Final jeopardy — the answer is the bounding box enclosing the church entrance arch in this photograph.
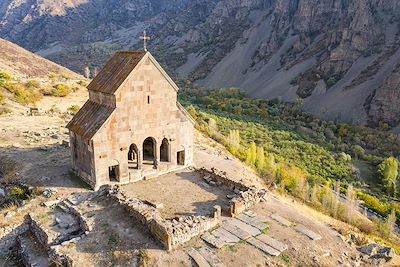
[143,137,157,165]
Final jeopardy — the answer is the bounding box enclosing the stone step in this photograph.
[212,228,240,243]
[256,234,288,253]
[201,232,226,249]
[187,248,211,267]
[247,237,281,256]
[225,218,261,236]
[18,232,50,267]
[270,213,291,227]
[294,224,322,241]
[197,247,225,267]
[236,214,267,230]
[221,222,252,240]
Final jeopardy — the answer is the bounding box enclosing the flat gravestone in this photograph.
[212,228,241,243]
[187,248,211,267]
[198,247,225,267]
[226,218,261,236]
[221,222,252,240]
[247,237,281,256]
[256,234,288,253]
[201,232,226,249]
[294,224,322,241]
[270,213,291,227]
[237,214,267,230]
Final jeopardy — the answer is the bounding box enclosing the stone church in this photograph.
[67,51,194,190]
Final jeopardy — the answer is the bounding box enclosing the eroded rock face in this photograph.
[2,0,400,127]
[366,68,400,127]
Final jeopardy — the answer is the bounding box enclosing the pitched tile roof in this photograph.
[87,51,146,94]
[66,100,114,139]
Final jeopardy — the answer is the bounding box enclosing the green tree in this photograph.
[378,157,398,197]
[255,146,265,170]
[246,142,257,167]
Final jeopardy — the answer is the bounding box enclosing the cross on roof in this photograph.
[140,30,150,52]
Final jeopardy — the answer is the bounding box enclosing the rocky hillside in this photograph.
[2,0,400,128]
[0,38,81,79]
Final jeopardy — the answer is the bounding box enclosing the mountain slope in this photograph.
[2,0,400,128]
[0,38,81,78]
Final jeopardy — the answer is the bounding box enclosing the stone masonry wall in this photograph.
[198,167,267,216]
[102,185,221,250]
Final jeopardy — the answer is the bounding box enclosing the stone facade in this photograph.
[67,52,195,189]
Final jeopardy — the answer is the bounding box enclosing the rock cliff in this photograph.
[1,0,400,128]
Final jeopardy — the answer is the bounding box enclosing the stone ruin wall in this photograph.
[0,223,29,256]
[198,167,267,216]
[102,185,221,250]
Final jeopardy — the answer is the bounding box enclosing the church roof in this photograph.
[87,51,146,94]
[66,100,114,139]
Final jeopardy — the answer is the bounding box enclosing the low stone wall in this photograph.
[102,185,221,250]
[49,246,74,267]
[230,188,267,216]
[0,223,29,256]
[198,167,267,217]
[167,206,221,247]
[66,204,92,232]
[198,167,249,192]
[25,214,53,248]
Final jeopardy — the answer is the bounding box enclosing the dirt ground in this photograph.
[122,169,232,219]
[1,89,400,266]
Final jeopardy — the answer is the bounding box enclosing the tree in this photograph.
[255,146,265,170]
[227,130,240,148]
[84,66,91,79]
[351,145,365,160]
[246,142,257,167]
[378,157,398,197]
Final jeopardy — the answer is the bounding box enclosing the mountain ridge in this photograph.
[1,0,400,128]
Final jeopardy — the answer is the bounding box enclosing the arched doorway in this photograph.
[128,143,139,169]
[143,137,156,165]
[160,138,170,162]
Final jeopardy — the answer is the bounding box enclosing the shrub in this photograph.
[0,92,5,104]
[68,105,80,113]
[77,80,89,87]
[53,84,71,97]
[10,186,28,200]
[0,71,12,80]
[26,80,40,89]
[0,107,12,115]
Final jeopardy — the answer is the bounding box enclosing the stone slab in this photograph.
[221,222,252,240]
[187,248,211,267]
[226,218,261,236]
[247,237,281,256]
[201,232,226,249]
[212,228,240,243]
[237,214,267,230]
[243,210,256,217]
[270,213,291,227]
[294,224,322,241]
[256,234,288,253]
[198,247,225,267]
